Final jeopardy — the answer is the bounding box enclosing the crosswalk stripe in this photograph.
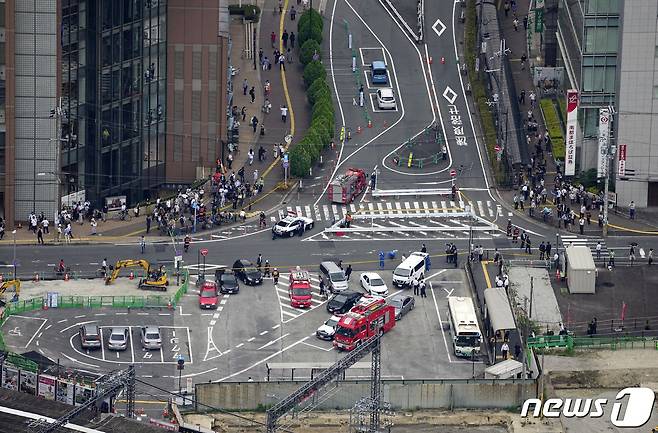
[323,205,330,221]
[432,201,438,211]
[404,202,411,213]
[386,202,393,214]
[296,206,303,217]
[305,205,312,219]
[422,201,430,214]
[459,200,465,210]
[441,200,447,211]
[287,206,293,215]
[332,204,339,221]
[377,202,384,213]
[487,201,494,217]
[270,216,277,222]
[449,201,456,212]
[368,203,374,212]
[413,202,420,212]
[477,200,484,216]
[395,202,402,212]
[341,207,348,218]
[350,204,356,213]
[278,210,285,220]
[497,205,503,217]
[314,205,322,221]
[310,298,324,305]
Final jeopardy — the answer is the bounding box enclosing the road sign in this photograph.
[450,169,457,177]
[200,248,208,257]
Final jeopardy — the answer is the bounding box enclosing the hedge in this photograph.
[540,98,565,161]
[303,60,326,87]
[298,19,323,46]
[227,4,261,22]
[308,77,330,103]
[300,39,322,65]
[290,145,313,177]
[298,8,323,33]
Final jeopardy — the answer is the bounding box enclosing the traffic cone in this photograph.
[64,273,69,282]
[129,271,134,280]
[383,120,388,128]
[42,299,48,310]
[555,268,561,282]
[33,273,40,283]
[441,56,445,64]
[429,56,433,64]
[357,125,362,134]
[367,119,372,128]
[163,408,169,418]
[167,300,173,310]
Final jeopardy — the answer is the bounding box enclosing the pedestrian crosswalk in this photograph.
[272,200,510,224]
[560,234,609,260]
[275,273,327,323]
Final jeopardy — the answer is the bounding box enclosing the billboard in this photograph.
[564,90,579,176]
[38,375,56,400]
[597,108,611,178]
[618,144,627,177]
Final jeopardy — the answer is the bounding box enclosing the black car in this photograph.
[326,291,363,315]
[218,271,240,294]
[232,259,263,285]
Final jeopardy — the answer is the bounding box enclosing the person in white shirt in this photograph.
[42,218,49,234]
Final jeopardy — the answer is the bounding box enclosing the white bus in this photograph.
[447,296,482,357]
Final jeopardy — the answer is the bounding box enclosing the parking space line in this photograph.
[137,312,149,316]
[129,326,135,363]
[74,315,86,319]
[258,333,290,350]
[158,313,170,316]
[302,341,334,352]
[45,324,52,331]
[281,310,297,318]
[431,287,452,363]
[116,312,128,315]
[100,327,106,362]
[247,337,255,342]
[60,320,95,334]
[24,318,48,349]
[236,343,244,348]
[57,319,68,323]
[94,313,106,316]
[271,324,280,330]
[259,331,268,336]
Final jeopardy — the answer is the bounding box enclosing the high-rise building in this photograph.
[556,0,658,207]
[1,0,229,227]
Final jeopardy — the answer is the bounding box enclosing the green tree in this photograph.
[303,60,326,87]
[307,78,330,105]
[298,8,323,33]
[300,39,321,65]
[298,19,323,46]
[290,144,313,177]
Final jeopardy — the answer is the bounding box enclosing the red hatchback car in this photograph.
[198,281,219,309]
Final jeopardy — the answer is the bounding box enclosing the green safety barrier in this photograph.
[527,335,658,351]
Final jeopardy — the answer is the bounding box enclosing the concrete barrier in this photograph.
[195,379,537,411]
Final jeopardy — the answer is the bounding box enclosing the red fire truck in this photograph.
[333,296,395,351]
[327,168,367,204]
[288,269,312,308]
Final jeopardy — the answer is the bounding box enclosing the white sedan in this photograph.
[360,272,388,296]
[272,215,314,238]
[376,88,397,110]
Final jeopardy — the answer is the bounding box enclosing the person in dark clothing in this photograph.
[37,227,44,244]
[238,166,245,183]
[546,242,552,257]
[345,264,352,280]
[420,280,427,298]
[289,31,296,48]
[249,86,256,103]
[421,243,427,253]
[146,215,152,234]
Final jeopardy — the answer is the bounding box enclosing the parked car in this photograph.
[319,261,348,293]
[107,327,129,351]
[232,259,263,285]
[272,215,314,238]
[326,291,363,315]
[389,293,415,320]
[199,281,220,308]
[79,324,102,349]
[316,315,341,341]
[140,326,162,350]
[218,271,240,294]
[376,88,397,110]
[359,272,388,296]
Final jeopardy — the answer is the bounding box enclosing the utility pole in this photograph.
[600,107,615,237]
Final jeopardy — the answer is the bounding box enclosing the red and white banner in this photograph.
[618,144,627,177]
[597,108,610,178]
[564,90,579,176]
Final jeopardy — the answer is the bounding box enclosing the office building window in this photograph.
[584,26,618,53]
[586,0,619,15]
[655,46,658,58]
[654,86,658,99]
[583,65,616,92]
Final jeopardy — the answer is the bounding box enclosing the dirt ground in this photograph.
[15,276,167,300]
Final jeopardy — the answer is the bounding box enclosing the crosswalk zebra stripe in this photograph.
[395,202,402,212]
[487,201,494,217]
[497,205,503,217]
[405,202,411,213]
[287,206,293,215]
[342,207,348,218]
[413,202,420,212]
[477,201,484,216]
[296,206,303,217]
[305,205,312,219]
[332,205,339,220]
[422,201,430,214]
[459,200,465,210]
[278,209,285,220]
[431,201,438,211]
[323,205,331,221]
[386,202,393,214]
[368,203,374,212]
[314,205,322,221]
[441,201,447,211]
[449,201,456,212]
[377,202,384,213]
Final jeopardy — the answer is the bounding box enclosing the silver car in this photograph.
[140,326,162,350]
[107,327,129,351]
[389,293,415,320]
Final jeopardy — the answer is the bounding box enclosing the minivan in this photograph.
[392,252,428,288]
[370,60,388,85]
[79,324,102,349]
[320,261,348,293]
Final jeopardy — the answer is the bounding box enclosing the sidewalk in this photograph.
[495,0,658,237]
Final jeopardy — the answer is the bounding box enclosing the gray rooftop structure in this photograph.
[508,267,563,333]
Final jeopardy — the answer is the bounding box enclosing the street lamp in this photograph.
[12,230,17,280]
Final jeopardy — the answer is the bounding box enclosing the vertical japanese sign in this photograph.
[618,144,627,176]
[564,90,579,176]
[597,108,610,178]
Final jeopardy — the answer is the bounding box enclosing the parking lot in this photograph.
[2,262,487,388]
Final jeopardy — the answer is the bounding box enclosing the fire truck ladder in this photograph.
[266,334,383,433]
[28,366,136,433]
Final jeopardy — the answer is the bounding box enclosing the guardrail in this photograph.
[527,335,658,351]
[353,211,475,220]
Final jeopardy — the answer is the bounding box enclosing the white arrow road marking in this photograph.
[432,18,446,37]
[203,327,223,361]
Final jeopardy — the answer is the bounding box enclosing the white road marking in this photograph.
[61,352,99,369]
[271,324,280,330]
[302,341,334,352]
[60,320,96,333]
[259,330,268,336]
[257,333,290,350]
[247,337,255,342]
[236,343,244,348]
[74,315,86,319]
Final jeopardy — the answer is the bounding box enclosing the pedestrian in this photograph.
[579,217,585,235]
[279,54,286,69]
[90,218,97,235]
[37,227,44,244]
[249,86,256,103]
[445,243,452,263]
[342,264,352,281]
[248,148,255,165]
[512,227,519,243]
[146,215,151,234]
[280,105,288,123]
[539,241,545,260]
[238,166,245,183]
[514,344,521,360]
[242,78,248,95]
[251,115,259,133]
[513,18,519,31]
[258,48,263,64]
[608,250,615,268]
[525,236,532,254]
[504,1,510,16]
[420,279,427,298]
[412,278,419,296]
[521,53,527,70]
[42,218,49,234]
[272,268,280,284]
[241,106,247,122]
[227,153,234,169]
[529,91,536,108]
[546,242,552,257]
[290,6,296,20]
[501,341,509,360]
[649,248,654,265]
[523,15,528,29]
[421,243,427,253]
[629,201,636,219]
[270,31,276,48]
[140,235,146,254]
[257,253,263,271]
[289,31,296,48]
[282,29,288,49]
[519,89,525,105]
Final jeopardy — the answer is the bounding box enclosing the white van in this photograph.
[392,252,428,288]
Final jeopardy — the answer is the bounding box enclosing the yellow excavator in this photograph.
[104,259,168,291]
[0,279,21,305]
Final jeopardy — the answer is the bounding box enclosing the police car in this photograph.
[272,212,314,238]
